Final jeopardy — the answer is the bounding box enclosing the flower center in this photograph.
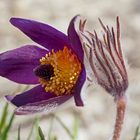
[36,46,82,96]
[34,64,54,81]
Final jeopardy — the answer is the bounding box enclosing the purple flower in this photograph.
[76,16,128,100]
[0,16,86,115]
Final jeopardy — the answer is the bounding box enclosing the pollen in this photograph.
[39,46,82,96]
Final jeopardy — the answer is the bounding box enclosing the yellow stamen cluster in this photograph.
[39,46,82,96]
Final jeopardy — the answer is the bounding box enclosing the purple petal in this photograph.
[68,16,86,106]
[5,85,55,107]
[10,18,70,51]
[73,67,86,106]
[0,45,46,84]
[5,85,72,115]
[68,15,84,62]
[14,95,72,115]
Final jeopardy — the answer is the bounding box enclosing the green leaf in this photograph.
[51,135,57,140]
[0,103,8,133]
[17,125,21,140]
[132,120,140,140]
[72,117,79,140]
[0,113,14,140]
[38,126,45,140]
[34,118,41,140]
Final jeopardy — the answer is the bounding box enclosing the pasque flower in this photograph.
[74,16,128,140]
[0,16,86,115]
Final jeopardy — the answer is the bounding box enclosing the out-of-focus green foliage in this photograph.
[26,118,38,140]
[0,103,15,140]
[47,114,79,140]
[132,119,140,140]
[38,127,45,140]
[1,101,140,140]
[17,125,21,140]
[48,115,57,140]
[72,117,79,140]
[0,103,79,140]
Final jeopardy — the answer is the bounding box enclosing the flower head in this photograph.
[0,16,86,115]
[77,16,128,100]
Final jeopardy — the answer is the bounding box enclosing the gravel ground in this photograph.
[0,0,140,140]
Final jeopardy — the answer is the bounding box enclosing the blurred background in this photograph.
[0,0,140,139]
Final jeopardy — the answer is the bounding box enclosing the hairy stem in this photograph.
[112,96,126,140]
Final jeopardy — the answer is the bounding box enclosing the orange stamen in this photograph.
[39,46,81,96]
